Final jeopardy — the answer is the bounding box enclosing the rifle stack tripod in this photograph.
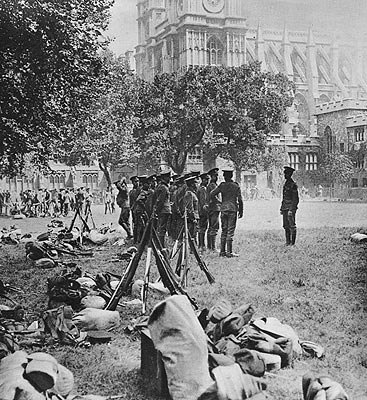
[104,210,215,315]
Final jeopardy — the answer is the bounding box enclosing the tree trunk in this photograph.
[235,166,242,185]
[99,162,112,188]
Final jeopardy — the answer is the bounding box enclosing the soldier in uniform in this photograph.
[206,168,221,251]
[154,171,172,248]
[197,172,209,250]
[183,176,199,241]
[145,174,157,218]
[210,169,243,257]
[134,177,150,243]
[280,166,299,246]
[129,176,140,243]
[115,178,133,239]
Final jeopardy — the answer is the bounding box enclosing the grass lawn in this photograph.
[1,204,367,399]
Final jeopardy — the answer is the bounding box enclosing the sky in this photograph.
[107,0,138,56]
[106,0,367,56]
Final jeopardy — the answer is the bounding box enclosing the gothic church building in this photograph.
[135,0,367,192]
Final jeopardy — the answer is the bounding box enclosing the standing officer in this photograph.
[210,169,243,257]
[280,166,299,246]
[115,178,133,239]
[206,168,221,251]
[129,176,140,243]
[183,176,199,241]
[197,172,209,250]
[154,171,172,248]
[145,174,157,218]
[134,177,150,243]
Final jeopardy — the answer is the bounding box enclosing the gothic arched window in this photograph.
[206,36,223,66]
[325,126,336,153]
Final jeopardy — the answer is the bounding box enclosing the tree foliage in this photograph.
[133,62,295,174]
[60,50,140,186]
[317,151,354,185]
[0,0,113,176]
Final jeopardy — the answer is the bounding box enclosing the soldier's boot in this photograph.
[226,241,239,257]
[290,230,297,246]
[212,235,218,252]
[219,239,227,257]
[198,233,205,250]
[285,229,291,246]
[207,233,212,250]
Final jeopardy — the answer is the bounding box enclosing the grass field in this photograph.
[1,201,367,399]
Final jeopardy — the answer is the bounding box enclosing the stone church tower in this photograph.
[135,0,367,139]
[135,0,367,190]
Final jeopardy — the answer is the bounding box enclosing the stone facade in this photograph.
[134,0,367,191]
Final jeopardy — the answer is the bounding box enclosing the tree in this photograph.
[133,67,213,174]
[317,151,354,197]
[133,62,295,175]
[60,50,140,187]
[0,0,113,177]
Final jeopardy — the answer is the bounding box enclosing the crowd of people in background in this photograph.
[0,187,98,218]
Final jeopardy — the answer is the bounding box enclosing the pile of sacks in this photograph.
[0,350,124,400]
[203,299,302,374]
[42,268,122,345]
[0,350,74,399]
[0,225,22,245]
[25,241,58,268]
[147,295,347,400]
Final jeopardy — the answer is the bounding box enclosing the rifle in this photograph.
[170,225,184,260]
[181,208,190,288]
[104,247,138,311]
[141,219,153,314]
[150,229,199,310]
[187,231,215,284]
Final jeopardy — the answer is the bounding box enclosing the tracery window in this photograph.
[206,36,223,66]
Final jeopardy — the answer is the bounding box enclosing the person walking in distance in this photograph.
[280,166,299,246]
[154,171,172,248]
[197,172,209,251]
[206,168,221,252]
[115,178,133,240]
[210,169,243,257]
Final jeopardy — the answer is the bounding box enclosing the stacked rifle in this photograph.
[104,211,215,314]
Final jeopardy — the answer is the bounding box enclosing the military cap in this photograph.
[200,172,209,180]
[159,169,171,178]
[130,175,139,182]
[138,175,148,180]
[222,168,234,174]
[185,176,198,185]
[207,168,219,176]
[189,171,201,177]
[284,166,295,173]
[147,174,156,181]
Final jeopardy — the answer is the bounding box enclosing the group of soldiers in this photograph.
[114,167,244,258]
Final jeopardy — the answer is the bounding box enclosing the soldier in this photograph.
[115,178,133,240]
[183,176,199,241]
[144,174,156,218]
[168,175,181,240]
[197,172,209,250]
[210,169,243,257]
[129,176,140,243]
[134,177,150,243]
[154,170,172,248]
[280,166,299,246]
[206,168,221,251]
